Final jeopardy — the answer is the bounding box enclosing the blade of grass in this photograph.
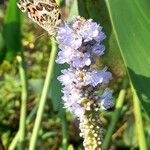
[8,103,39,150]
[102,77,128,150]
[131,83,147,150]
[29,38,57,150]
[41,132,57,140]
[4,0,21,60]
[17,54,28,150]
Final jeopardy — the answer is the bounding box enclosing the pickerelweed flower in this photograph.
[56,16,114,150]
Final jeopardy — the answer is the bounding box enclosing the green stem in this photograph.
[41,132,57,140]
[131,83,147,150]
[102,77,128,150]
[8,103,39,150]
[60,109,68,150]
[17,54,28,150]
[26,103,39,125]
[29,38,57,150]
[8,132,20,150]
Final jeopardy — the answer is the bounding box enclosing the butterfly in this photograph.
[17,0,61,35]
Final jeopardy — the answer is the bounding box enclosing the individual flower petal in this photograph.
[99,88,114,110]
[72,52,92,68]
[92,44,105,56]
[94,28,106,42]
[56,22,73,42]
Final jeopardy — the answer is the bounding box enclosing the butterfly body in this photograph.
[17,0,61,35]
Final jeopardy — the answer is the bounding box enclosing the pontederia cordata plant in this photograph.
[56,16,114,149]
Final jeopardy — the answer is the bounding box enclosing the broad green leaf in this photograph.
[83,0,100,22]
[77,0,89,19]
[3,0,21,61]
[105,0,150,116]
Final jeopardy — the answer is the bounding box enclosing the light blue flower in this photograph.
[56,17,113,117]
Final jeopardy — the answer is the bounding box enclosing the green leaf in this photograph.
[48,63,63,112]
[77,0,89,19]
[48,60,68,112]
[83,0,100,22]
[0,32,5,50]
[105,0,150,116]
[123,117,138,147]
[3,0,21,61]
[0,31,5,63]
[67,0,79,21]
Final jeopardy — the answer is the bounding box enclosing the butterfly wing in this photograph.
[17,0,61,35]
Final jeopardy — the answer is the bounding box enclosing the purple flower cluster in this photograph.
[56,17,114,118]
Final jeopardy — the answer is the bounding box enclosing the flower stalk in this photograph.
[17,54,28,150]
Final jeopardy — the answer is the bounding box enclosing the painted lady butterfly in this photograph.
[17,0,61,35]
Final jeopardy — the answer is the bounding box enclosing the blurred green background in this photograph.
[0,0,150,150]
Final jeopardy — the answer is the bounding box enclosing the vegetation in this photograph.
[0,0,150,149]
